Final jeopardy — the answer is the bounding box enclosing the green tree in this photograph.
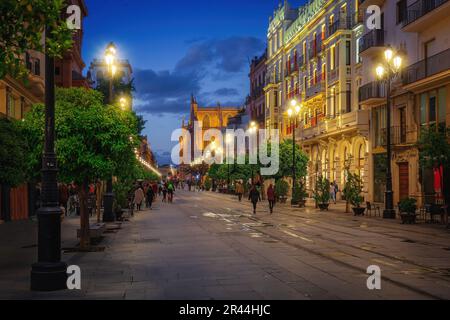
[21,88,139,249]
[0,0,74,79]
[417,125,450,170]
[261,140,309,181]
[0,117,28,187]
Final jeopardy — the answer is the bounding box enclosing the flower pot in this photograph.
[352,207,366,216]
[318,203,329,211]
[279,196,288,204]
[400,213,417,224]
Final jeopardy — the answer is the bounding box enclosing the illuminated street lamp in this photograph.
[103,42,118,223]
[31,26,67,291]
[375,46,403,219]
[248,122,258,184]
[119,97,128,110]
[288,99,302,205]
[225,134,233,191]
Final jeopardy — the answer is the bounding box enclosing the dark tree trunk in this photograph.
[78,181,90,250]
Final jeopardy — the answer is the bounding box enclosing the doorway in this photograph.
[398,162,409,201]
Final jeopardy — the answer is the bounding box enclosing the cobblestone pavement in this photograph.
[1,190,450,300]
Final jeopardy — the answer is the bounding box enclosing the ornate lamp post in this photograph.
[31,27,67,291]
[288,99,302,205]
[103,42,117,223]
[225,134,233,191]
[249,122,258,184]
[375,47,403,219]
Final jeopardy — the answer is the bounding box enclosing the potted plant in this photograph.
[275,179,289,204]
[313,176,330,211]
[399,198,418,224]
[204,178,212,191]
[343,172,366,216]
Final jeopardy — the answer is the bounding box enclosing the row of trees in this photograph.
[0,88,156,249]
[206,140,309,201]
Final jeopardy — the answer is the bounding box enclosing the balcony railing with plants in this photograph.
[359,29,386,53]
[358,81,386,102]
[403,47,450,85]
[403,0,449,26]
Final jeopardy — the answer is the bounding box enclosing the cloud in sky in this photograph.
[133,36,265,116]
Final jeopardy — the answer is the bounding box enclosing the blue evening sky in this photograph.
[82,0,306,164]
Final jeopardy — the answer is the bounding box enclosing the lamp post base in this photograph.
[31,261,67,291]
[383,209,396,219]
[102,192,115,222]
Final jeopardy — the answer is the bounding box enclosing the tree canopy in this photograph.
[0,0,74,79]
[20,87,140,185]
[0,117,28,187]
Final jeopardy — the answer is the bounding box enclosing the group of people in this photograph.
[232,181,277,215]
[130,180,176,213]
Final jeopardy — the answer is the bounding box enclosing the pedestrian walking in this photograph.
[267,184,276,214]
[330,182,337,204]
[334,181,339,202]
[235,182,244,202]
[134,185,145,211]
[162,183,168,203]
[168,182,175,203]
[146,185,155,209]
[58,183,69,216]
[248,185,261,215]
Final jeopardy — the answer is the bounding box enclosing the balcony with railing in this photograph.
[359,29,386,55]
[301,110,369,141]
[360,0,386,9]
[308,40,322,60]
[328,17,353,37]
[359,81,386,105]
[403,48,450,88]
[327,67,339,84]
[306,80,325,99]
[402,0,450,31]
[374,126,417,148]
[265,73,281,86]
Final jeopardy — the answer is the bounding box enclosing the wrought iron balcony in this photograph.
[359,29,386,54]
[403,48,450,85]
[403,0,449,27]
[374,126,416,148]
[359,81,386,104]
[306,81,325,99]
[328,17,352,37]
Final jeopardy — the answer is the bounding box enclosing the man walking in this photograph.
[236,182,244,202]
[146,185,155,209]
[134,185,145,211]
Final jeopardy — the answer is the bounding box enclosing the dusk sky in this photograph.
[82,0,306,164]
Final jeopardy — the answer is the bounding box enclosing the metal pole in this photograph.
[384,74,396,219]
[103,76,115,222]
[31,26,67,291]
[292,118,296,204]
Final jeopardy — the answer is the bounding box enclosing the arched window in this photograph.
[203,115,211,129]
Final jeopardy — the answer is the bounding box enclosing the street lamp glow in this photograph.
[295,104,301,114]
[376,65,385,79]
[290,99,297,107]
[287,108,293,117]
[393,56,402,70]
[384,48,393,62]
